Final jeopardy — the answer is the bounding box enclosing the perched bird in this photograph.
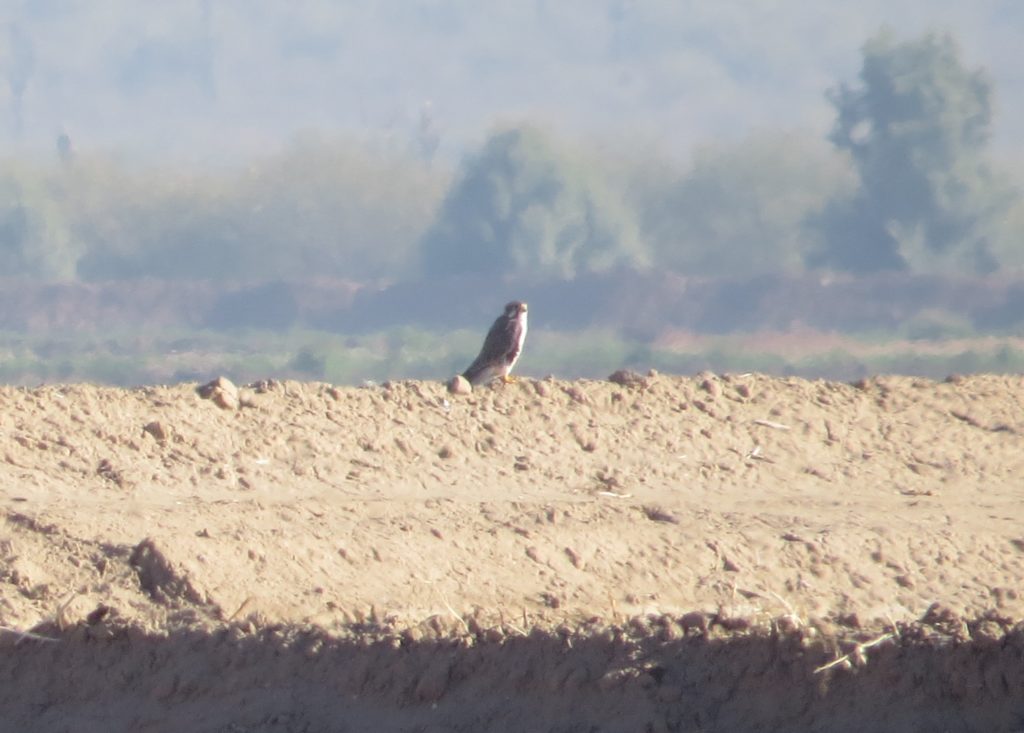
[462,301,529,386]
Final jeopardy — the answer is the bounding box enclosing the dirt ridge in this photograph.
[2,374,1024,731]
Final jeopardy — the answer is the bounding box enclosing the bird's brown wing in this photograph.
[462,313,515,383]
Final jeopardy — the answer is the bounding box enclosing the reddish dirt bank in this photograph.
[1,374,1023,731]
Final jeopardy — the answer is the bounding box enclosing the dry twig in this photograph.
[753,419,790,431]
[0,625,60,644]
[438,592,470,635]
[814,632,894,674]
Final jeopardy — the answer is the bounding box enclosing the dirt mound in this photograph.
[2,374,1023,731]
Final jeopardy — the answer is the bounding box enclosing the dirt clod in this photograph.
[197,376,239,410]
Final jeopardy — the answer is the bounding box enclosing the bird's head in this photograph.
[505,301,528,318]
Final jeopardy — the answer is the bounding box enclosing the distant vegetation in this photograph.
[1,30,1020,288]
[420,126,646,280]
[58,136,448,282]
[812,30,1018,274]
[1,29,1024,385]
[3,326,1024,388]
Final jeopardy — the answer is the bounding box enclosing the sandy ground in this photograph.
[1,373,1023,732]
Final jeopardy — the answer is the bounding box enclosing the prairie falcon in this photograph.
[462,301,528,386]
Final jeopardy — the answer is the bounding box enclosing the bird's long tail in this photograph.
[462,358,492,385]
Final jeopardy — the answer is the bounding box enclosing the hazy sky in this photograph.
[2,0,1022,164]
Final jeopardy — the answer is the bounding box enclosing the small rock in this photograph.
[921,602,962,631]
[608,369,647,388]
[564,385,589,403]
[402,627,424,644]
[700,378,721,398]
[628,615,651,635]
[970,618,1008,643]
[693,400,716,417]
[541,592,562,609]
[447,375,472,395]
[835,613,861,629]
[85,604,111,626]
[130,538,206,605]
[658,620,682,642]
[482,627,505,644]
[97,459,125,486]
[438,446,454,460]
[237,389,258,408]
[642,505,680,524]
[142,421,168,442]
[775,614,802,635]
[197,377,239,410]
[716,614,750,632]
[249,379,278,393]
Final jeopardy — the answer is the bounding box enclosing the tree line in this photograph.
[1,30,1021,284]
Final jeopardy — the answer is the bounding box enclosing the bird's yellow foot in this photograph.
[502,375,518,384]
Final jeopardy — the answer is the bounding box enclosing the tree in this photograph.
[812,29,1016,274]
[419,126,646,280]
[72,138,445,282]
[0,165,79,280]
[636,132,853,277]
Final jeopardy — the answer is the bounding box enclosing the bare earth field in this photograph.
[1,373,1023,732]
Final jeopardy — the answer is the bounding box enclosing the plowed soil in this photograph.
[1,373,1023,732]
